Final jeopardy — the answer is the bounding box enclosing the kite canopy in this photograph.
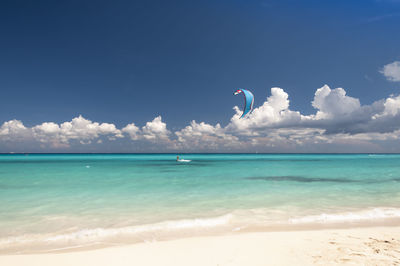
[233,89,254,118]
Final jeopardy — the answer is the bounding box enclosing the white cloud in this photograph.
[57,115,123,142]
[2,85,400,152]
[122,116,171,142]
[175,120,240,150]
[0,120,30,141]
[1,116,123,148]
[227,87,301,134]
[311,85,361,119]
[224,85,399,137]
[373,94,400,117]
[32,122,63,147]
[381,61,400,82]
[122,123,140,140]
[141,116,170,141]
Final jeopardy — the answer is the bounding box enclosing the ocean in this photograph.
[1,153,400,253]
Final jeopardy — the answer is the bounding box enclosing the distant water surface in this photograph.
[1,154,400,253]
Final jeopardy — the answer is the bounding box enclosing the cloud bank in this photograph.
[2,85,400,152]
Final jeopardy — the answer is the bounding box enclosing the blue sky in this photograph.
[1,0,400,152]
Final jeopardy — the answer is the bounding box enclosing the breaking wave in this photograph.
[2,207,400,254]
[289,208,400,224]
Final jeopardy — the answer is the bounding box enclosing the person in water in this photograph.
[176,155,179,161]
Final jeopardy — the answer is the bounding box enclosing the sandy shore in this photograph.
[1,226,400,266]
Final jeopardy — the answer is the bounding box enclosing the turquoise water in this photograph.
[1,153,400,253]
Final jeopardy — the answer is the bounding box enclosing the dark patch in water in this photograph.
[246,176,357,183]
[256,159,324,162]
[186,159,324,163]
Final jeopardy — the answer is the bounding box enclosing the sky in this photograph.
[1,0,400,153]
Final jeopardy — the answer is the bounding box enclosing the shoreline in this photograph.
[1,226,399,265]
[2,213,400,255]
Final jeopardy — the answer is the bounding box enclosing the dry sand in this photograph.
[1,226,400,266]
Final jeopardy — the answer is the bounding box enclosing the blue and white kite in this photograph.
[234,89,254,118]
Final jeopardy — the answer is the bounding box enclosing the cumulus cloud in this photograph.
[0,120,30,141]
[32,115,123,146]
[374,94,400,117]
[122,116,172,144]
[381,61,400,82]
[60,115,123,141]
[223,85,400,137]
[2,85,400,152]
[304,86,400,135]
[311,85,361,119]
[122,123,140,140]
[226,87,301,134]
[141,116,170,141]
[1,115,123,148]
[173,85,399,151]
[175,121,240,150]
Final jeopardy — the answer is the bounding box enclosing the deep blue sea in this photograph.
[1,153,400,253]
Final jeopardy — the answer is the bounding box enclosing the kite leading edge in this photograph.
[233,89,254,118]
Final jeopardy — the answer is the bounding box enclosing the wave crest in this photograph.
[289,208,400,224]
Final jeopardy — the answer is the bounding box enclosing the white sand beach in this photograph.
[1,226,399,266]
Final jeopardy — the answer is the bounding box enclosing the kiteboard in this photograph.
[178,159,191,162]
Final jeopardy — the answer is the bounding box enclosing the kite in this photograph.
[233,89,254,118]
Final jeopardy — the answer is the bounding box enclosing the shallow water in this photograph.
[1,153,400,253]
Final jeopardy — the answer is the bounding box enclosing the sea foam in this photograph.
[0,214,234,253]
[289,208,400,224]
